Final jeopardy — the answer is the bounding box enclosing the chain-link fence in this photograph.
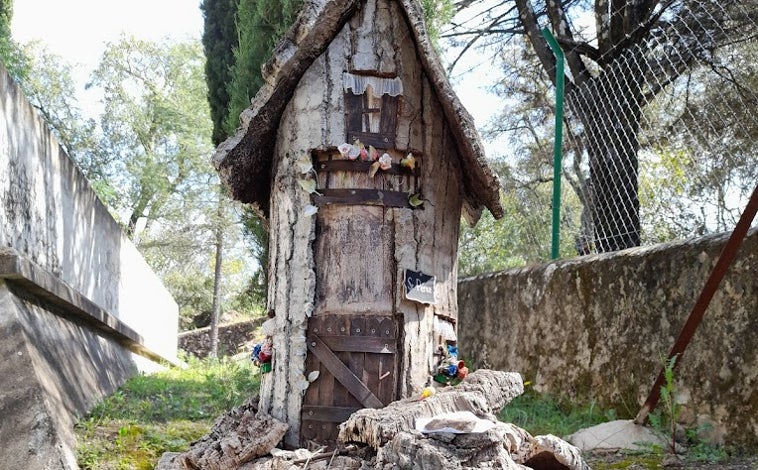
[449,1,758,268]
[559,1,758,255]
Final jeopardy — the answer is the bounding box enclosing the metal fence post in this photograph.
[541,28,565,260]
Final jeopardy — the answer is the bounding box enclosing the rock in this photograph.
[526,435,591,470]
[566,419,666,452]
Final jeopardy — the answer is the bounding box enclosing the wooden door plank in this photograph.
[317,317,337,408]
[302,404,360,422]
[303,315,322,408]
[378,317,398,405]
[307,334,384,409]
[333,315,352,408]
[318,335,395,353]
[364,317,382,403]
[345,92,363,135]
[380,95,399,137]
[347,316,367,409]
[312,188,410,207]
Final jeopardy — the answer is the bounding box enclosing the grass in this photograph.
[498,387,744,469]
[75,354,260,470]
[498,387,615,438]
[76,361,744,469]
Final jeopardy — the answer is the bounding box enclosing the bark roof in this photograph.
[211,0,503,223]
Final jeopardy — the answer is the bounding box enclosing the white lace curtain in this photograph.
[343,72,403,96]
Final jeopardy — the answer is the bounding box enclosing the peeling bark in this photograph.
[338,369,524,449]
[176,397,288,470]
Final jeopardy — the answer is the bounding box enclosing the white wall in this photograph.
[0,64,178,364]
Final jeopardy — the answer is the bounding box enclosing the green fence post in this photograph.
[541,28,565,260]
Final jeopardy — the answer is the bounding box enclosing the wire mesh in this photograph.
[563,1,758,254]
[446,1,758,265]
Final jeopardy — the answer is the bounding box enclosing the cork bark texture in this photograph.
[259,0,465,446]
[458,229,758,448]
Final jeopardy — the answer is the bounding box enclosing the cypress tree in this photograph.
[201,0,238,146]
[224,0,301,135]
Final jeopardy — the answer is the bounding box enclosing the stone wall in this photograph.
[458,229,758,448]
[179,318,265,359]
[0,64,178,363]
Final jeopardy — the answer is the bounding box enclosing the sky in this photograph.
[10,0,503,144]
[11,0,204,63]
[10,0,205,119]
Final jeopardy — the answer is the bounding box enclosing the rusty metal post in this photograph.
[634,183,758,425]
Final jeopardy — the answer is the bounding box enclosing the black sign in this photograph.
[404,269,436,305]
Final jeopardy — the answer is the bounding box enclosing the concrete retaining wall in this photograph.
[0,64,178,363]
[0,63,180,468]
[458,229,758,448]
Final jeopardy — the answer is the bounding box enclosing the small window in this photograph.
[343,72,401,149]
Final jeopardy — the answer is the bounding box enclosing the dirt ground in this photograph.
[584,449,757,469]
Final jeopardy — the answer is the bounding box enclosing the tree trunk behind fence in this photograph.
[571,49,644,252]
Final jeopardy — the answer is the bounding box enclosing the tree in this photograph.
[15,44,103,171]
[420,0,455,43]
[88,36,215,240]
[201,0,303,312]
[201,0,238,147]
[447,0,758,252]
[1,1,34,94]
[224,0,302,136]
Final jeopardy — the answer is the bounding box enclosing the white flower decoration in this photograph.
[338,143,351,158]
[379,153,393,170]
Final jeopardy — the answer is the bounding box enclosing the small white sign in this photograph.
[404,269,436,305]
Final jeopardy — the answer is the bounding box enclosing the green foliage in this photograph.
[13,42,102,177]
[660,355,680,452]
[221,0,303,306]
[498,388,613,438]
[201,0,238,145]
[89,35,215,239]
[202,0,301,308]
[684,426,729,463]
[224,0,301,136]
[163,270,215,330]
[0,0,10,30]
[240,207,269,305]
[76,355,260,469]
[0,0,25,79]
[587,454,665,470]
[458,161,582,276]
[420,0,455,44]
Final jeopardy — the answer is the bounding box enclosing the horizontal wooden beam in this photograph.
[302,405,360,423]
[315,160,419,177]
[318,335,396,354]
[312,188,410,208]
[347,131,395,149]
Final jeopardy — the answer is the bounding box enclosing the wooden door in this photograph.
[300,205,399,446]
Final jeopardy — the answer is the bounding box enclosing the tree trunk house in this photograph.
[212,0,503,448]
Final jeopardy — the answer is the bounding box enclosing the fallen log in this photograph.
[157,369,592,470]
[338,369,524,449]
[177,395,289,470]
